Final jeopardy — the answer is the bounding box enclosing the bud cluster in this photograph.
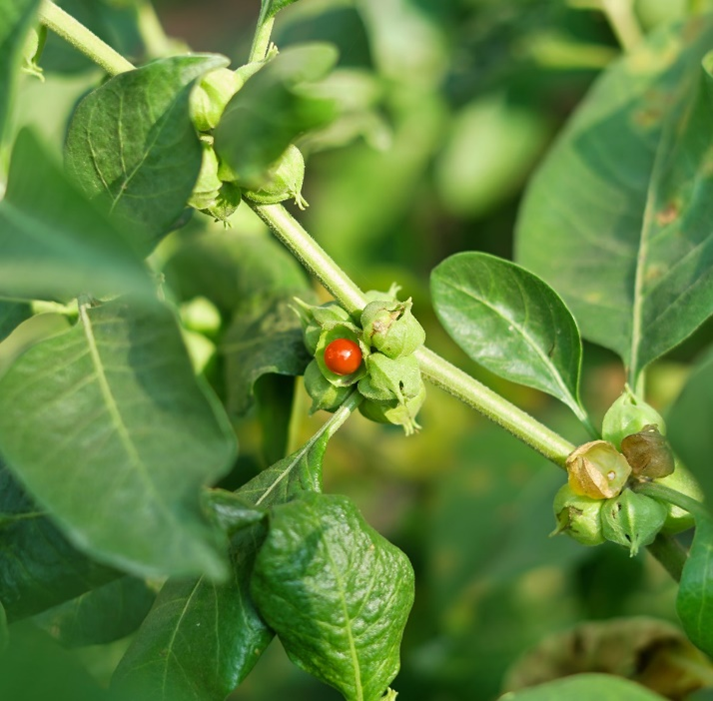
[295,289,427,434]
[553,388,704,553]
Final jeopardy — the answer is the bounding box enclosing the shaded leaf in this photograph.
[0,602,6,653]
[214,43,337,185]
[0,0,40,148]
[255,374,296,466]
[252,492,415,701]
[431,252,585,420]
[677,516,713,656]
[0,461,117,623]
[0,299,236,580]
[0,130,153,302]
[516,18,713,382]
[0,301,31,344]
[34,576,156,648]
[499,673,666,700]
[65,54,228,252]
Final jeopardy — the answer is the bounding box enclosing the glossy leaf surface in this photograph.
[65,55,228,251]
[0,299,236,580]
[516,19,713,382]
[431,252,584,418]
[500,673,666,700]
[0,301,31,344]
[252,492,415,701]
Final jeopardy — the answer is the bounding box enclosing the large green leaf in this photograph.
[33,576,155,648]
[0,299,236,580]
[0,130,153,301]
[112,403,349,701]
[677,516,713,656]
[252,492,414,701]
[64,55,228,252]
[0,462,117,623]
[666,349,713,503]
[0,301,31,344]
[516,18,713,383]
[0,0,40,149]
[214,43,337,185]
[499,673,666,700]
[431,252,585,421]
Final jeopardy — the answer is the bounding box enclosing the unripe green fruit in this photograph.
[243,145,307,209]
[191,68,242,132]
[566,440,631,499]
[303,360,352,413]
[602,388,666,450]
[551,484,605,546]
[188,141,222,211]
[359,383,426,436]
[656,461,704,533]
[360,298,425,359]
[600,489,667,557]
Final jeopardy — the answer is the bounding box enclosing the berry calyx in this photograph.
[324,339,363,376]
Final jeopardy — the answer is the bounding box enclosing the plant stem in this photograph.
[38,0,134,76]
[248,14,275,63]
[135,0,173,59]
[635,482,710,521]
[646,533,687,582]
[250,202,576,468]
[601,0,643,52]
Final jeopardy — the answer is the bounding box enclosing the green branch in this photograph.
[249,202,576,468]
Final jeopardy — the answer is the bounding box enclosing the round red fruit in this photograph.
[324,338,362,375]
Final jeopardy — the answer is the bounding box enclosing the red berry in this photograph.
[324,338,362,375]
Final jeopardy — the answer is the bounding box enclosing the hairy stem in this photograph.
[135,0,174,59]
[249,202,576,468]
[39,0,134,75]
[249,14,275,63]
[635,482,709,521]
[601,0,643,52]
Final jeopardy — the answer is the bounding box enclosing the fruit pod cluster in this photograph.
[552,389,704,554]
[295,290,427,434]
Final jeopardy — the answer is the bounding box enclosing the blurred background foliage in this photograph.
[9,0,713,698]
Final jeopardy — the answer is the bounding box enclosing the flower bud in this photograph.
[357,354,423,404]
[551,484,604,546]
[303,360,352,413]
[315,325,367,387]
[566,440,631,499]
[359,383,426,436]
[621,425,674,479]
[191,67,242,132]
[360,297,425,359]
[602,388,666,450]
[188,140,222,211]
[243,145,307,209]
[600,489,667,556]
[656,461,705,534]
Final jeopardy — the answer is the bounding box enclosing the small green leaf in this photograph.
[500,673,667,700]
[0,0,40,148]
[0,130,153,302]
[0,462,117,623]
[222,294,312,417]
[431,252,585,420]
[33,577,155,648]
[0,301,31,343]
[677,516,713,656]
[0,299,236,580]
[214,43,337,185]
[516,18,713,383]
[64,54,229,252]
[251,492,415,701]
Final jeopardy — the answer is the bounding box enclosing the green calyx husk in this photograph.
[243,144,308,209]
[600,489,667,557]
[190,67,242,133]
[361,297,426,359]
[551,483,605,547]
[22,26,46,80]
[303,360,352,413]
[188,140,222,211]
[566,440,631,499]
[602,387,666,450]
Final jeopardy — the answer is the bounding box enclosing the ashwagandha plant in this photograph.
[1,1,713,700]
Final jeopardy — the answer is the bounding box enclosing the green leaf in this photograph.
[64,54,228,252]
[431,252,585,420]
[0,0,40,148]
[0,301,31,343]
[214,43,337,185]
[677,516,713,656]
[0,130,153,302]
[254,374,296,466]
[516,18,713,383]
[0,461,118,623]
[0,299,236,580]
[112,404,348,701]
[252,492,415,701]
[33,576,155,648]
[0,602,8,653]
[499,673,666,700]
[222,294,312,417]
